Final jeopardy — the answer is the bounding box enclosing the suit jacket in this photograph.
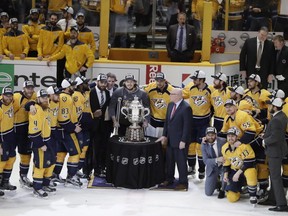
[89,87,111,131]
[163,100,192,148]
[201,137,226,177]
[166,23,196,58]
[239,37,275,77]
[263,111,288,158]
[275,45,288,79]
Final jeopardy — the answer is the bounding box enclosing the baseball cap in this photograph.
[125,74,136,81]
[75,76,91,86]
[70,26,79,33]
[2,86,13,95]
[269,89,285,99]
[9,18,18,24]
[97,74,108,82]
[205,127,217,135]
[37,89,48,98]
[248,74,261,83]
[23,80,35,88]
[190,70,206,79]
[62,6,74,15]
[266,97,284,107]
[30,8,39,15]
[47,85,61,95]
[61,78,77,89]
[0,12,9,18]
[155,72,165,81]
[76,12,85,18]
[224,99,237,107]
[228,85,245,95]
[227,127,237,136]
[211,72,227,82]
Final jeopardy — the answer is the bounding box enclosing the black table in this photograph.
[106,136,165,189]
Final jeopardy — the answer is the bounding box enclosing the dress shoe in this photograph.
[258,200,276,206]
[174,184,188,191]
[161,180,173,187]
[268,205,288,212]
[218,190,225,199]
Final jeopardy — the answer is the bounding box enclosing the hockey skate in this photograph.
[33,189,48,198]
[19,175,33,189]
[51,174,65,184]
[250,196,257,207]
[42,186,56,194]
[0,182,17,191]
[187,166,196,178]
[256,189,268,203]
[76,171,88,179]
[198,172,205,181]
[65,175,83,187]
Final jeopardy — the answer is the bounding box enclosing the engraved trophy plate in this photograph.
[120,96,150,143]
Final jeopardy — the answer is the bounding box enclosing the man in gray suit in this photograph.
[201,127,226,198]
[262,98,288,212]
[157,88,192,191]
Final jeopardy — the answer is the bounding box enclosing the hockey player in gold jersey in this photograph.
[27,89,56,197]
[222,127,257,204]
[0,87,17,196]
[211,72,231,131]
[52,78,82,187]
[14,80,37,188]
[183,70,213,179]
[144,72,174,138]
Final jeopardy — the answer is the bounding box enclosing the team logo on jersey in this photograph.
[5,106,14,118]
[212,96,223,107]
[230,156,243,169]
[242,121,251,129]
[74,96,78,102]
[191,96,207,106]
[230,126,241,136]
[62,96,67,102]
[53,107,59,116]
[151,98,167,109]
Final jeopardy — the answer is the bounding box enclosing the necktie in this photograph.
[100,91,104,108]
[65,20,69,32]
[178,26,184,52]
[276,50,281,62]
[170,104,176,119]
[210,144,217,158]
[256,41,262,67]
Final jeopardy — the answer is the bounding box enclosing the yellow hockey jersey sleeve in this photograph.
[58,93,77,133]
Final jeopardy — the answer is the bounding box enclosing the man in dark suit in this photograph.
[239,26,275,89]
[157,88,192,190]
[166,12,196,62]
[88,74,111,177]
[201,127,226,198]
[274,35,288,96]
[262,98,288,212]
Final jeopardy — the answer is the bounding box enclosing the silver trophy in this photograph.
[121,96,150,142]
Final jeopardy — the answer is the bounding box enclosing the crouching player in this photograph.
[222,128,258,205]
[27,89,55,197]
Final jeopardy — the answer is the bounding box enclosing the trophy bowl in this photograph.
[121,96,150,142]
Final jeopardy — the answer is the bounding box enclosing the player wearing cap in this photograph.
[183,70,213,179]
[73,76,94,178]
[201,127,226,198]
[57,6,76,35]
[52,78,82,187]
[143,72,174,138]
[0,12,10,59]
[243,74,271,124]
[2,18,29,60]
[37,13,64,60]
[211,72,231,132]
[47,26,94,78]
[89,74,111,177]
[220,99,256,145]
[109,74,150,136]
[65,13,96,54]
[22,8,45,57]
[222,127,257,204]
[0,87,17,196]
[13,80,36,188]
[27,89,56,197]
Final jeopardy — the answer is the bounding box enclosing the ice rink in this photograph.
[0,156,284,216]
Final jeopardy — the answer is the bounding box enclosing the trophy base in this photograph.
[124,126,145,142]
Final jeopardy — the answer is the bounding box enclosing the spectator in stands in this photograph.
[109,0,133,48]
[166,12,196,62]
[41,0,72,18]
[79,0,101,26]
[57,6,77,38]
[22,9,45,57]
[47,26,94,78]
[0,12,10,60]
[274,0,288,34]
[2,18,29,60]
